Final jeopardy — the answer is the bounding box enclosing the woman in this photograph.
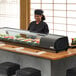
[28,9,49,34]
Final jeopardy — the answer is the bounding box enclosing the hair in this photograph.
[34,9,46,21]
[41,15,45,21]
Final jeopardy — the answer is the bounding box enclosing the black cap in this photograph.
[34,9,43,15]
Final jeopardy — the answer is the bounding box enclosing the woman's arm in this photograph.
[44,23,49,34]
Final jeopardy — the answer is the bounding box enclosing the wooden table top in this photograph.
[0,41,76,60]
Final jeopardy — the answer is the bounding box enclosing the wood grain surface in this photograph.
[0,41,76,60]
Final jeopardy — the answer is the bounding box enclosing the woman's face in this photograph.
[34,15,42,21]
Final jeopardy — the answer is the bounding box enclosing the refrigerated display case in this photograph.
[0,27,69,53]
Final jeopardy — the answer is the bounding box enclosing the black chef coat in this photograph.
[28,21,49,34]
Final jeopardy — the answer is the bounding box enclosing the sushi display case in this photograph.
[0,27,69,53]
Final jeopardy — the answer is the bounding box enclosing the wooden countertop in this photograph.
[0,41,76,60]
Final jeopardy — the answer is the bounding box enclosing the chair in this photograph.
[16,67,41,76]
[0,62,20,76]
[66,67,76,76]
